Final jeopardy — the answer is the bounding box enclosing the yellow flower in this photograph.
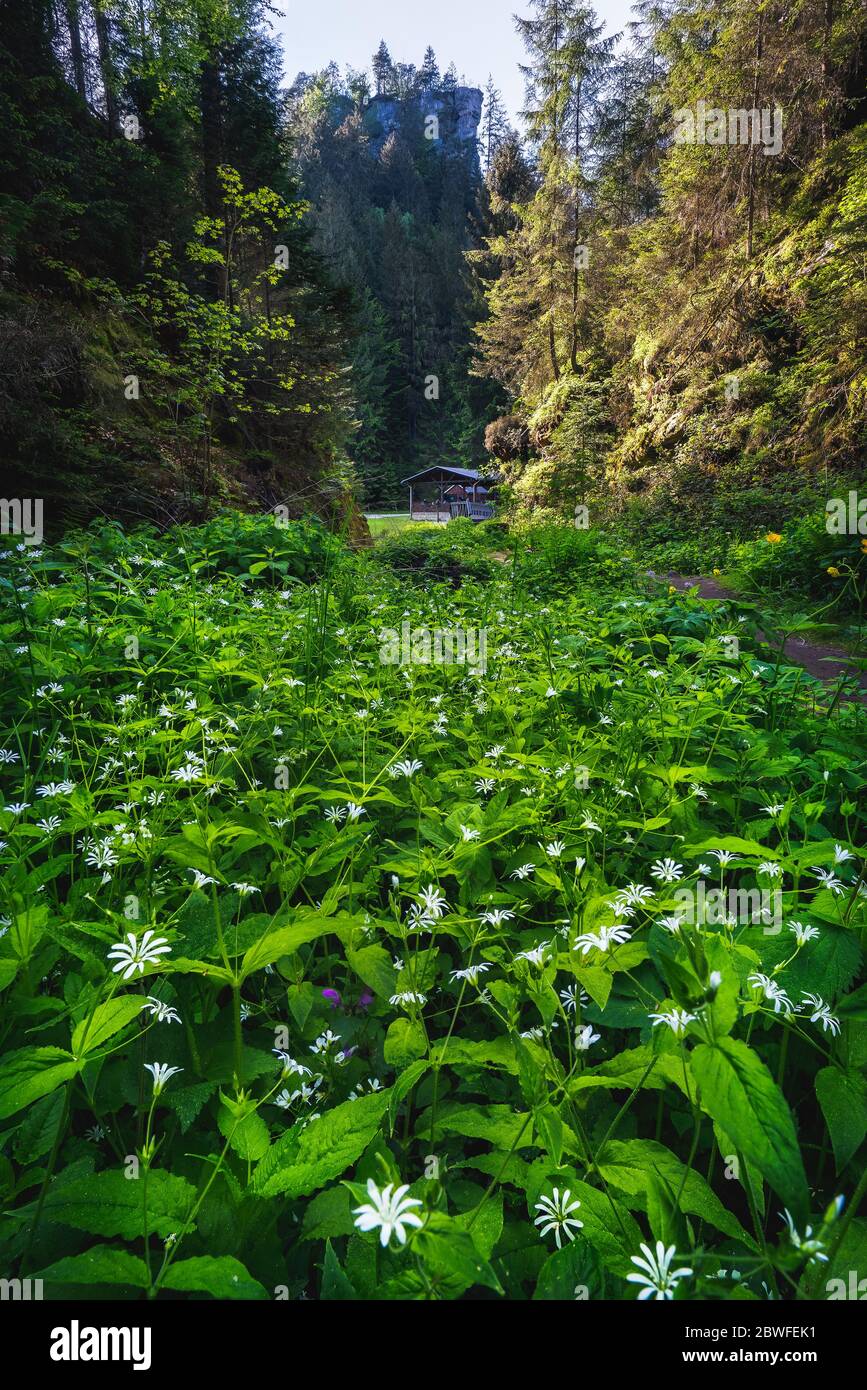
[712,568,721,577]
[668,585,677,595]
[861,538,867,553]
[827,566,841,577]
[766,532,782,544]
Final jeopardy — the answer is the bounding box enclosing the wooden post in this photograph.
[409,484,414,521]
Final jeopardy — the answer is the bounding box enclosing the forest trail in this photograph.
[660,572,867,702]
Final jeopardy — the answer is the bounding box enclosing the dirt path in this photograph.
[656,571,867,702]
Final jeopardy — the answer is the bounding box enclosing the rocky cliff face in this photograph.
[364,87,483,160]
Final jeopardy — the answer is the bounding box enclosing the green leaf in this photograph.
[570,1046,688,1097]
[321,1240,357,1300]
[33,1246,149,1290]
[28,1169,197,1240]
[454,1192,503,1261]
[685,836,774,858]
[815,1067,867,1171]
[692,1038,809,1221]
[302,1186,356,1242]
[383,1017,427,1068]
[161,1255,267,1300]
[414,1214,503,1294]
[837,983,867,1022]
[71,996,144,1058]
[344,942,396,998]
[240,918,334,977]
[536,1105,564,1167]
[430,1037,516,1072]
[253,1090,391,1199]
[0,1046,79,1119]
[533,1237,601,1299]
[0,958,19,990]
[218,1093,270,1161]
[13,1088,66,1163]
[597,1139,755,1247]
[388,1059,429,1127]
[557,1181,643,1276]
[431,1102,532,1150]
[574,965,612,1010]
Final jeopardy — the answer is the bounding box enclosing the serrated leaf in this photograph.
[26,1168,197,1239]
[0,1046,79,1119]
[252,1090,390,1199]
[33,1245,149,1290]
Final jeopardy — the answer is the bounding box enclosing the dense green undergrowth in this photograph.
[0,514,865,1301]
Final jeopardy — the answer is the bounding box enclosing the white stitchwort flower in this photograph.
[459,825,480,842]
[479,908,515,927]
[574,924,631,956]
[800,992,841,1036]
[534,1189,584,1248]
[707,849,740,868]
[811,867,845,895]
[353,1179,424,1247]
[759,861,782,878]
[389,758,423,779]
[451,962,492,984]
[627,1241,693,1300]
[650,858,684,883]
[575,1024,601,1051]
[748,972,794,1015]
[649,1007,697,1035]
[542,839,565,858]
[142,997,181,1025]
[189,869,218,889]
[144,1062,183,1096]
[789,921,820,946]
[418,884,448,919]
[107,930,172,980]
[657,914,685,935]
[559,984,589,1013]
[514,942,551,968]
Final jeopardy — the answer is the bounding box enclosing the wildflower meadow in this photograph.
[0,516,864,1312]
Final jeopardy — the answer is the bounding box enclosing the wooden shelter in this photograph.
[402,466,498,523]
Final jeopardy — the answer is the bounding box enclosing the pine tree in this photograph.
[419,46,439,92]
[372,40,394,95]
[480,76,510,169]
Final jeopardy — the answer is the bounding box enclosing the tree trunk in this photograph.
[65,0,86,101]
[199,43,226,300]
[92,2,117,132]
[746,15,763,259]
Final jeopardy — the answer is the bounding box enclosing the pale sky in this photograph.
[272,0,636,127]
